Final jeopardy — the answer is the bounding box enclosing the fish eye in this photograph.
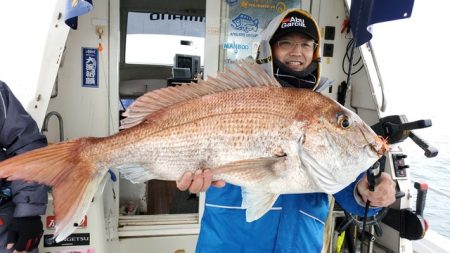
[337,114,352,129]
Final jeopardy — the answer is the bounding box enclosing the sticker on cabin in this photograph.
[54,249,95,253]
[43,233,91,247]
[46,215,87,229]
[230,13,259,34]
[82,47,99,88]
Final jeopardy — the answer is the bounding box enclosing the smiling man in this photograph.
[257,9,322,89]
[272,33,317,72]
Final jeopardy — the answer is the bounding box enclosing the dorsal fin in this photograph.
[120,62,281,129]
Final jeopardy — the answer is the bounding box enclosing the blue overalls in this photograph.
[196,174,379,253]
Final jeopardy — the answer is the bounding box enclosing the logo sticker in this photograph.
[281,16,306,29]
[44,233,90,247]
[223,42,250,53]
[231,13,259,33]
[47,216,87,229]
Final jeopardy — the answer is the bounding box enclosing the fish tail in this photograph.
[0,138,106,242]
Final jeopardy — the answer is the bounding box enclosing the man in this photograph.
[178,9,396,252]
[0,81,48,253]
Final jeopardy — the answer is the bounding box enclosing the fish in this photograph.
[0,63,388,242]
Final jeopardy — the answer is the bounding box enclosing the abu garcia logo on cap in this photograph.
[281,16,306,29]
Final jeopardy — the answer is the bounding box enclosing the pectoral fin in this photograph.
[213,156,287,182]
[241,189,280,222]
[212,157,286,222]
[118,163,158,183]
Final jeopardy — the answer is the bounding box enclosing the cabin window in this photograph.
[118,8,206,237]
[125,12,205,66]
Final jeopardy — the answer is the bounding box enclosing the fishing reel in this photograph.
[371,114,438,157]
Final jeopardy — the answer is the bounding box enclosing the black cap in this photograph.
[271,11,319,44]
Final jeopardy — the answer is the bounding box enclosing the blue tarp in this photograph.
[350,0,415,47]
[65,0,94,29]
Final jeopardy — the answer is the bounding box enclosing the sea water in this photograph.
[398,115,450,238]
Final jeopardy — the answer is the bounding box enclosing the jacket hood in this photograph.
[256,9,322,90]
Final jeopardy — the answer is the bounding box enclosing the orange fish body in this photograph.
[0,63,387,242]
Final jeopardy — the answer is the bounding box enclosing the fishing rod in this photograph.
[335,159,389,253]
[360,162,379,252]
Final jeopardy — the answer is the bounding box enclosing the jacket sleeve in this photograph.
[333,172,381,217]
[0,81,49,217]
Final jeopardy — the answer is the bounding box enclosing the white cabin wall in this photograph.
[46,0,111,143]
[315,0,380,125]
[349,47,383,126]
[119,235,198,253]
[315,0,349,100]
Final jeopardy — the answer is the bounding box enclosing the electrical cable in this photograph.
[342,38,364,76]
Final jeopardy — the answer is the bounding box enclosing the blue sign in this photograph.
[82,47,98,88]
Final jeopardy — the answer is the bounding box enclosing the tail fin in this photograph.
[0,138,107,242]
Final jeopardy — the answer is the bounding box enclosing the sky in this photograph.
[0,0,60,108]
[371,0,450,125]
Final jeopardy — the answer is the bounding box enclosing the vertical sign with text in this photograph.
[82,47,98,88]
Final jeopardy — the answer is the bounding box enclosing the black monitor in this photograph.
[174,54,201,79]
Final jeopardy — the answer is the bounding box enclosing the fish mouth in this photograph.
[359,127,389,157]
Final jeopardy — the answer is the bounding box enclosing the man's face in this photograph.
[272,32,316,72]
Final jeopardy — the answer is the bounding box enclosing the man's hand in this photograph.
[6,216,43,253]
[176,169,226,193]
[356,172,396,207]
